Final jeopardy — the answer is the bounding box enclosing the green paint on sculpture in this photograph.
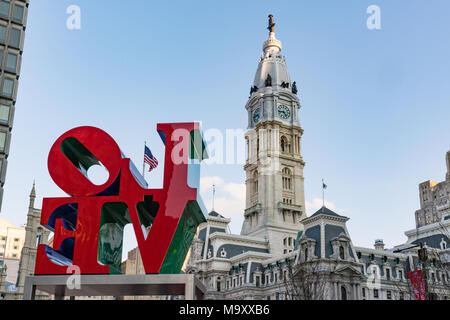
[159,201,205,274]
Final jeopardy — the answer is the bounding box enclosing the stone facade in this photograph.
[186,18,450,300]
[241,22,306,258]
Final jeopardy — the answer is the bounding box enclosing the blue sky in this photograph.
[1,0,450,256]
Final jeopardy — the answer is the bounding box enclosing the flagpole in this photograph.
[143,141,146,178]
[322,178,325,208]
[212,183,216,211]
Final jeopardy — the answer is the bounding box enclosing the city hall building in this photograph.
[185,17,450,300]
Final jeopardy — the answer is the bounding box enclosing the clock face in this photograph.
[253,108,261,123]
[278,105,291,119]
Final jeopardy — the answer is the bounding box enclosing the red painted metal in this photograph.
[35,123,204,275]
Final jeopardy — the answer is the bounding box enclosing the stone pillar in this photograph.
[334,282,338,300]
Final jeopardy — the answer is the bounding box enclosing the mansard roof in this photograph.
[310,206,345,218]
[209,210,226,219]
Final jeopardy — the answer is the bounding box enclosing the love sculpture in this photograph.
[35,122,208,275]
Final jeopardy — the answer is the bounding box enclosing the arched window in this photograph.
[282,167,292,190]
[341,286,347,300]
[304,248,308,262]
[253,170,258,194]
[339,246,345,260]
[257,137,260,155]
[36,227,43,248]
[283,237,294,254]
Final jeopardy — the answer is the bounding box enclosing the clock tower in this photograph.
[241,15,306,256]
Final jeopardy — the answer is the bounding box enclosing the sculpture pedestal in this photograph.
[23,274,205,300]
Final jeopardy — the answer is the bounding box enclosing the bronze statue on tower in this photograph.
[267,14,275,33]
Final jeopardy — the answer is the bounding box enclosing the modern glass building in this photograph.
[0,0,29,210]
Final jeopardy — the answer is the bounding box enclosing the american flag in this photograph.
[144,145,158,172]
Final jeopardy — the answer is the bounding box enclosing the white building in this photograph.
[186,15,450,300]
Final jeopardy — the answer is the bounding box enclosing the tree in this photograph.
[284,260,330,300]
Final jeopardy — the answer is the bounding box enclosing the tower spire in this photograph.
[29,181,36,209]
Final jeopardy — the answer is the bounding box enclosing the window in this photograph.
[386,268,391,280]
[12,5,23,22]
[256,137,259,155]
[387,290,392,300]
[0,131,6,151]
[282,167,292,190]
[9,28,21,48]
[0,104,9,124]
[341,286,347,300]
[0,25,6,43]
[374,289,379,299]
[400,292,404,300]
[304,247,308,261]
[0,1,9,18]
[216,281,221,292]
[398,270,403,280]
[5,52,17,72]
[2,77,13,97]
[36,233,42,247]
[253,170,258,194]
[362,288,366,299]
[339,246,345,260]
[255,276,260,287]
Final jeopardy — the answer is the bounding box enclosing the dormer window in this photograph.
[330,233,352,261]
[339,246,345,260]
[299,237,316,262]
